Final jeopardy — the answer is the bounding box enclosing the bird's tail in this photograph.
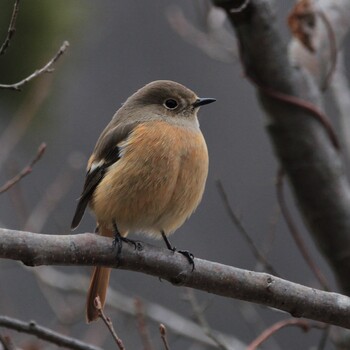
[86,225,113,323]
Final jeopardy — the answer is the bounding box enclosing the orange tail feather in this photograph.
[86,225,113,323]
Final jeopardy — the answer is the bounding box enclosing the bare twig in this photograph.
[28,266,244,350]
[159,324,170,350]
[134,298,154,350]
[5,165,29,226]
[184,288,228,350]
[0,0,20,55]
[246,76,340,150]
[0,143,46,194]
[275,168,331,291]
[216,179,279,276]
[1,230,350,329]
[237,303,282,350]
[0,316,102,350]
[246,318,326,350]
[94,297,126,350]
[0,41,69,91]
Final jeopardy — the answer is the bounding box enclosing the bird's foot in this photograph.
[112,223,142,264]
[161,231,195,271]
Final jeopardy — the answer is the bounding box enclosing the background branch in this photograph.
[0,143,46,194]
[1,228,350,329]
[0,316,102,350]
[247,318,325,350]
[28,266,244,349]
[0,0,20,55]
[212,0,350,296]
[0,41,69,91]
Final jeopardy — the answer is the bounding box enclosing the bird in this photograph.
[71,80,215,322]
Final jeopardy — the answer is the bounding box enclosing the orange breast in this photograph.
[91,121,208,237]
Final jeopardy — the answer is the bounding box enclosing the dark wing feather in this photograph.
[71,166,105,229]
[71,122,138,230]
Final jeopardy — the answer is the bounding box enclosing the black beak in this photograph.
[193,97,216,108]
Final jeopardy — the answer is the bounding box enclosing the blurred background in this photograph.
[0,1,347,349]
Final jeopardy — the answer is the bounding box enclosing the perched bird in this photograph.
[71,80,215,322]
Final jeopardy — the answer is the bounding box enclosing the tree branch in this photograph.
[0,41,69,91]
[0,316,102,350]
[0,0,20,56]
[1,228,350,329]
[212,0,350,295]
[28,266,244,349]
[247,318,325,350]
[0,143,46,194]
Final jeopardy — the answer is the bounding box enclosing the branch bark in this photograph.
[0,41,69,91]
[212,0,350,295]
[1,228,350,329]
[0,316,102,350]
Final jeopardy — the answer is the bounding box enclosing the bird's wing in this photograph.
[71,122,138,229]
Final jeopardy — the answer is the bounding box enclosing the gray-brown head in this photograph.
[115,80,216,127]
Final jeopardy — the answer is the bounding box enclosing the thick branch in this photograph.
[213,0,350,295]
[1,229,350,329]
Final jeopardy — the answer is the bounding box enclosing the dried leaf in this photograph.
[288,0,316,52]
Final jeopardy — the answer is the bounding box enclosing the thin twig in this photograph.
[0,143,46,194]
[246,318,326,350]
[237,303,282,350]
[216,179,280,276]
[249,77,340,150]
[134,298,154,350]
[27,266,244,350]
[0,316,102,350]
[159,324,170,350]
[0,0,20,55]
[184,288,229,350]
[276,168,331,291]
[94,297,126,350]
[0,41,69,91]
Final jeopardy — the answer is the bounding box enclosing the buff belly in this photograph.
[91,122,209,237]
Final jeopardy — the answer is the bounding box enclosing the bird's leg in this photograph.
[112,222,123,258]
[161,231,195,271]
[112,222,140,258]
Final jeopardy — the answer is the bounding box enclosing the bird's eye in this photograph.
[164,99,178,110]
